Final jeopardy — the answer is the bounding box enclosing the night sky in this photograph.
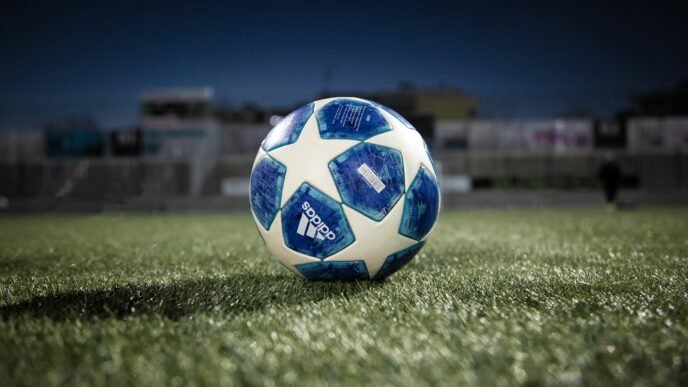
[1,0,687,128]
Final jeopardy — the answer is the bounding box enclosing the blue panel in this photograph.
[250,156,286,230]
[373,242,425,281]
[262,103,314,151]
[281,183,355,259]
[399,167,440,240]
[296,260,370,281]
[329,143,405,221]
[372,102,415,130]
[317,98,391,140]
[423,141,439,179]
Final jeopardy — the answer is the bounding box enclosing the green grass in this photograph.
[0,209,687,386]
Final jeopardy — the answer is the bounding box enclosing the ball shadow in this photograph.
[1,272,382,321]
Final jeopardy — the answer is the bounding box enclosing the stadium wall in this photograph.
[0,152,685,201]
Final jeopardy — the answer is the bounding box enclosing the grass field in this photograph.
[1,209,687,386]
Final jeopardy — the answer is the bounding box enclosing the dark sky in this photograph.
[1,0,687,128]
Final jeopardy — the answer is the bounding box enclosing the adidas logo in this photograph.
[297,201,336,240]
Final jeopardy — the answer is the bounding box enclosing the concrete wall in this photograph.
[627,117,688,153]
[439,119,594,153]
[0,159,190,199]
[0,131,43,163]
[434,151,687,190]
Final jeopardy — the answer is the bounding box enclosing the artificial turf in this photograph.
[0,209,687,386]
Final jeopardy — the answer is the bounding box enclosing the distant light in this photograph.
[0,196,9,209]
[269,115,284,127]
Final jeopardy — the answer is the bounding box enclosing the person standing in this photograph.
[598,153,622,210]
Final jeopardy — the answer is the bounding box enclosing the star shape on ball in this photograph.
[323,197,418,278]
[365,121,437,191]
[252,210,319,278]
[267,114,359,207]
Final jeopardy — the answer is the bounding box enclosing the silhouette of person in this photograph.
[598,153,622,209]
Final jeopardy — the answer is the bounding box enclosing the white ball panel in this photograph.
[252,210,320,266]
[324,199,417,278]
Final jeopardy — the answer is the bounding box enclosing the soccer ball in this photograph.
[250,97,440,281]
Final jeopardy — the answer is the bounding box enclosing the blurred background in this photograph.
[1,0,687,211]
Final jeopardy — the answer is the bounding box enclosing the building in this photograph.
[140,87,218,159]
[110,128,144,157]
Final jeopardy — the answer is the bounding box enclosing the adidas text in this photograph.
[297,201,336,240]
